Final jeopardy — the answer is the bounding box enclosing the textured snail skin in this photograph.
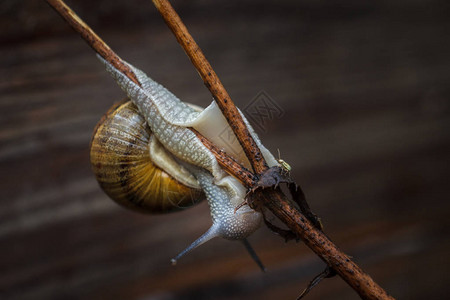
[170,164,264,266]
[99,56,223,180]
[98,56,279,267]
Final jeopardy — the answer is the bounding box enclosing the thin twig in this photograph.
[297,266,335,299]
[46,1,395,299]
[46,0,139,85]
[152,0,268,175]
[253,188,393,300]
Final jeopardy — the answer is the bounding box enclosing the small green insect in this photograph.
[277,149,292,173]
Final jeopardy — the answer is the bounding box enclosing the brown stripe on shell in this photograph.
[90,100,203,213]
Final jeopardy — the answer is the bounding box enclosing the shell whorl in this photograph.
[90,100,204,213]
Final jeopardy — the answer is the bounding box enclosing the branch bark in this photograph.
[46,0,395,299]
[152,0,268,175]
[45,0,139,85]
[257,189,392,300]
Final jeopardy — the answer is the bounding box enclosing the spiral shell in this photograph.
[90,100,203,213]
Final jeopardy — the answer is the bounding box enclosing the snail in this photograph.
[92,55,280,269]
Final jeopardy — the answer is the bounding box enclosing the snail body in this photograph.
[95,56,280,269]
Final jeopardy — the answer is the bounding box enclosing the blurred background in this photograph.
[1,0,449,299]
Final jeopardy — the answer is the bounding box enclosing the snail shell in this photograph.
[90,99,204,213]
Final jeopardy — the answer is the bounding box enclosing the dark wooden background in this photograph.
[1,0,449,299]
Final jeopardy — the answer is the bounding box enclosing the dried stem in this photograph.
[255,188,393,300]
[45,0,139,85]
[46,0,395,299]
[152,0,268,175]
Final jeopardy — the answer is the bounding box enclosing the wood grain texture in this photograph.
[1,0,449,299]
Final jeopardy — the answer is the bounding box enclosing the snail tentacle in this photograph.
[170,165,264,269]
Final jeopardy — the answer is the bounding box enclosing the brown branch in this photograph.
[253,189,394,300]
[46,0,139,85]
[152,0,268,175]
[46,0,395,299]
